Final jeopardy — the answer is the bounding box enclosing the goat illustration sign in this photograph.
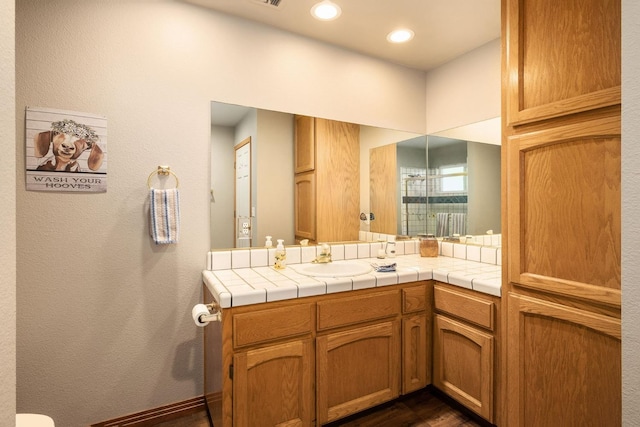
[25,107,107,192]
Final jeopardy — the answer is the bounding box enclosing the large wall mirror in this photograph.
[210,101,500,250]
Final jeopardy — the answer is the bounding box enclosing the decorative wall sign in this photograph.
[25,107,107,192]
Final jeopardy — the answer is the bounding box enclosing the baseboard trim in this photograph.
[91,395,207,427]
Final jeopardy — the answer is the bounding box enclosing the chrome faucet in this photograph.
[312,243,332,263]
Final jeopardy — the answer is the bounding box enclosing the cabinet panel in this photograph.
[434,284,495,331]
[294,172,315,241]
[506,114,621,307]
[294,115,315,173]
[234,339,314,427]
[506,294,621,426]
[402,314,429,394]
[433,314,494,422]
[316,321,400,424]
[402,284,427,314]
[233,303,314,348]
[505,0,621,125]
[314,118,360,242]
[316,290,399,331]
[369,143,397,234]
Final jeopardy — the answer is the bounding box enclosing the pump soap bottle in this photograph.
[274,239,287,270]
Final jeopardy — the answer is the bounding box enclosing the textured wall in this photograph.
[425,38,501,134]
[0,0,16,425]
[622,1,640,424]
[14,1,425,425]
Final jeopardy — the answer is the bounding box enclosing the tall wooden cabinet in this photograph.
[294,115,360,243]
[502,0,621,425]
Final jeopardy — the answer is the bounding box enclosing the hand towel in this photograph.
[436,212,449,237]
[451,213,467,235]
[150,188,180,244]
[371,262,397,272]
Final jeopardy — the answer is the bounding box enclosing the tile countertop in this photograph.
[202,253,502,308]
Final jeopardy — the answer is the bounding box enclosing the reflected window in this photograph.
[440,165,466,193]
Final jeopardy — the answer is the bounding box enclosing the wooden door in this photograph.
[401,314,428,394]
[369,144,397,234]
[504,0,620,126]
[294,172,315,241]
[316,321,400,425]
[295,115,315,173]
[432,314,494,422]
[506,294,621,426]
[314,118,360,242]
[506,114,621,306]
[233,339,314,427]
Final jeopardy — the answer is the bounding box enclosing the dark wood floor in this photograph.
[154,388,489,427]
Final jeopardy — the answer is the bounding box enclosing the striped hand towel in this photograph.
[150,188,180,244]
[451,213,467,236]
[436,213,449,237]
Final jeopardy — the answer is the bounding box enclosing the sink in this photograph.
[294,261,372,277]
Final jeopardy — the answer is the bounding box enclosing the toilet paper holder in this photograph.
[200,302,222,323]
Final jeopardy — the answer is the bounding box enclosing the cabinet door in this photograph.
[504,0,620,125]
[316,321,400,425]
[506,114,621,307]
[506,294,621,426]
[402,314,428,394]
[294,172,315,241]
[433,314,494,422]
[295,115,315,173]
[314,118,360,242]
[369,143,397,234]
[234,339,314,427]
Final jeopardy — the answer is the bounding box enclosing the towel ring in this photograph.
[147,166,179,189]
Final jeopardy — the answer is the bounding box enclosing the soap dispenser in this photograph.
[265,235,273,248]
[274,239,287,270]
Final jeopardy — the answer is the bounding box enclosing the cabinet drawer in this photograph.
[233,303,314,348]
[402,285,427,314]
[434,284,495,331]
[317,290,400,331]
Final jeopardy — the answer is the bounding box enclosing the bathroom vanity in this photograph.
[202,239,502,426]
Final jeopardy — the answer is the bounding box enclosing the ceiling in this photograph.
[183,0,501,72]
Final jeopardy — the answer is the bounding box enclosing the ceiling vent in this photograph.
[248,0,284,9]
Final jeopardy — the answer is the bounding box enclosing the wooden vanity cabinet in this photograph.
[315,289,401,425]
[293,115,360,243]
[432,282,500,423]
[231,303,316,427]
[204,281,431,427]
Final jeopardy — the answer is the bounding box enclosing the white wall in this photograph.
[14,1,426,425]
[210,125,235,248]
[425,38,501,134]
[0,0,16,425]
[256,109,295,246]
[622,0,640,424]
[12,1,639,426]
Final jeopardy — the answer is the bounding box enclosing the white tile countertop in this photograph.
[203,239,502,308]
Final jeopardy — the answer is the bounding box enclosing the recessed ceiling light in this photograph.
[311,0,342,21]
[387,29,415,43]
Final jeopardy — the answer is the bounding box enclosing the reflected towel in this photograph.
[436,213,449,237]
[372,263,397,272]
[451,213,466,235]
[150,188,180,244]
